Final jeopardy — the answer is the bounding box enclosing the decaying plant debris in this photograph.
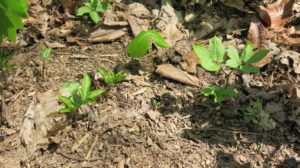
[0,0,300,167]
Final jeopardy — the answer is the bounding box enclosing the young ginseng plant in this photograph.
[127,29,170,58]
[59,75,105,113]
[226,43,269,73]
[98,67,126,85]
[40,46,52,80]
[77,0,111,24]
[193,36,237,103]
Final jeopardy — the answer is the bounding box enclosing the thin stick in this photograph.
[71,133,89,152]
[57,150,102,162]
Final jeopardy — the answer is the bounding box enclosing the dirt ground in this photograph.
[1,0,300,168]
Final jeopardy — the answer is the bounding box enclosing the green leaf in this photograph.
[127,31,151,58]
[1,0,27,17]
[80,75,92,101]
[193,45,220,72]
[96,2,109,12]
[209,36,224,63]
[59,96,75,109]
[220,87,238,97]
[201,87,215,96]
[240,65,260,73]
[59,107,71,113]
[241,43,253,62]
[226,46,240,68]
[245,50,269,64]
[89,11,100,24]
[148,30,170,48]
[40,46,52,62]
[77,6,91,16]
[87,89,105,99]
[60,82,80,96]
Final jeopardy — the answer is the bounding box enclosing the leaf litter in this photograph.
[1,0,300,167]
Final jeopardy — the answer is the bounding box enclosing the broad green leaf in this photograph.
[193,45,220,72]
[201,87,215,96]
[87,89,105,99]
[209,36,224,63]
[77,6,91,16]
[59,96,75,109]
[245,50,269,64]
[96,2,109,12]
[41,46,52,62]
[127,31,151,58]
[220,87,238,97]
[60,82,80,96]
[89,11,100,24]
[59,108,71,113]
[241,43,254,62]
[214,94,225,103]
[240,65,260,73]
[84,2,92,8]
[148,30,170,48]
[1,0,27,17]
[80,75,92,101]
[226,46,240,68]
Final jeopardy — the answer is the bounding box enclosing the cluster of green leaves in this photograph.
[127,29,170,58]
[201,86,238,103]
[0,0,27,43]
[77,0,111,24]
[193,37,269,103]
[0,48,16,70]
[59,75,105,113]
[98,67,126,85]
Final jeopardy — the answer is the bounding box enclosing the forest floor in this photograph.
[1,0,300,167]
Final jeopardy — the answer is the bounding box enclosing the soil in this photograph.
[1,0,300,168]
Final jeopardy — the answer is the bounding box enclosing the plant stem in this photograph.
[42,62,45,81]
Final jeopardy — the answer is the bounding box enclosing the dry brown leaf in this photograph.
[258,0,295,28]
[88,27,126,42]
[156,64,201,87]
[66,36,88,46]
[179,51,199,73]
[247,17,273,67]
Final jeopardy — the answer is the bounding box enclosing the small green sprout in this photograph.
[201,86,238,103]
[226,43,269,73]
[127,29,170,58]
[0,48,16,70]
[193,36,225,72]
[77,0,111,24]
[98,67,126,85]
[245,99,262,117]
[59,75,105,113]
[40,46,52,80]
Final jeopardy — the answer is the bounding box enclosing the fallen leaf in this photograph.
[179,51,199,73]
[258,0,295,28]
[247,17,273,67]
[278,49,300,74]
[20,91,67,156]
[66,36,88,46]
[156,64,202,87]
[88,26,126,42]
[45,41,66,48]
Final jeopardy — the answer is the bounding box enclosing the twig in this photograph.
[190,128,280,139]
[81,135,99,166]
[99,59,116,64]
[71,133,89,152]
[56,150,102,162]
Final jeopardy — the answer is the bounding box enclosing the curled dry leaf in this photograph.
[88,26,126,42]
[156,64,203,87]
[179,51,199,74]
[247,17,273,67]
[258,0,295,28]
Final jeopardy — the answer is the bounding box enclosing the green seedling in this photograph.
[201,86,238,103]
[226,43,269,73]
[244,100,276,130]
[193,36,225,72]
[127,29,170,58]
[0,0,27,43]
[40,46,52,80]
[98,67,126,85]
[77,0,111,24]
[59,75,105,113]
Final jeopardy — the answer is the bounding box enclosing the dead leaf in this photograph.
[59,0,81,15]
[66,36,88,46]
[155,0,185,46]
[156,64,202,87]
[45,41,66,48]
[278,49,300,74]
[258,0,295,28]
[247,17,273,67]
[179,51,199,73]
[20,91,67,156]
[88,26,126,42]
